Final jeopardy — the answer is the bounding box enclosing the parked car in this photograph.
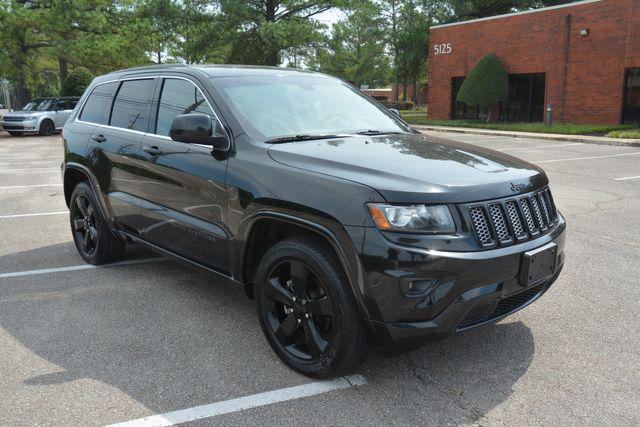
[61,65,566,377]
[1,97,79,136]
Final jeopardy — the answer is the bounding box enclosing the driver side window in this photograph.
[156,78,217,137]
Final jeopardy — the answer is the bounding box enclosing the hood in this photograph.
[267,133,548,203]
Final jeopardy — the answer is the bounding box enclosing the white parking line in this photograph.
[0,167,59,172]
[0,257,165,279]
[533,152,640,164]
[0,183,62,189]
[498,142,584,151]
[614,175,640,181]
[0,155,63,160]
[106,375,366,427]
[0,211,68,219]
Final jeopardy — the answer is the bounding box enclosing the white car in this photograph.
[1,97,79,136]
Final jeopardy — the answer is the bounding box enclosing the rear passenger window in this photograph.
[79,82,118,125]
[110,79,154,132]
[156,78,216,136]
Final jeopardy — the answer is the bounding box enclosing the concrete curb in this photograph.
[412,125,640,147]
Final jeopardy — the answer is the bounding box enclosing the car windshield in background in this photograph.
[212,75,409,140]
[22,99,55,111]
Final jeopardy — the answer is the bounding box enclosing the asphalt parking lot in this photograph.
[1,130,639,426]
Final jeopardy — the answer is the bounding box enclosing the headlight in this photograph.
[29,115,39,120]
[367,203,456,233]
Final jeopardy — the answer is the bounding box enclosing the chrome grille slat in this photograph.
[469,206,494,246]
[467,187,558,247]
[488,204,512,243]
[537,193,551,225]
[529,195,547,230]
[505,201,526,239]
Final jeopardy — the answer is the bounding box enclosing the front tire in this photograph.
[255,237,368,378]
[69,182,125,265]
[39,119,55,136]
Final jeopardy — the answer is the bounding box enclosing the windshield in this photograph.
[212,75,409,140]
[22,99,55,111]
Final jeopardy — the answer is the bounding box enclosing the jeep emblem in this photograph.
[510,182,530,193]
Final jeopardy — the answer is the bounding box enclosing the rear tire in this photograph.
[69,182,125,265]
[255,237,368,378]
[39,119,55,136]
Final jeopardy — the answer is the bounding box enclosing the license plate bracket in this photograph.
[520,243,557,286]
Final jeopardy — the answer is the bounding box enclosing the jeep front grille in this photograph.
[467,187,558,248]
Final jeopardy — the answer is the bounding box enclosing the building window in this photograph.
[623,68,640,124]
[502,73,546,123]
[451,73,546,122]
[451,77,479,120]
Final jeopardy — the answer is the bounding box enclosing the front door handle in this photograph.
[92,134,107,143]
[143,145,162,156]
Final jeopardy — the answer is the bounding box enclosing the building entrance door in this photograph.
[623,68,640,124]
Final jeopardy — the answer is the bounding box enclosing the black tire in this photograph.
[69,182,125,265]
[255,237,368,378]
[39,119,55,136]
[8,131,22,136]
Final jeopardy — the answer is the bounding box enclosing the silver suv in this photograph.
[1,97,79,136]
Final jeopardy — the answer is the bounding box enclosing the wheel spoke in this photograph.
[305,296,332,317]
[82,229,90,246]
[86,204,94,219]
[76,197,88,218]
[288,260,308,298]
[275,314,300,344]
[303,319,328,357]
[265,277,294,306]
[73,219,84,231]
[89,226,98,243]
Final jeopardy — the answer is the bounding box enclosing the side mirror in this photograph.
[389,108,401,118]
[169,113,229,150]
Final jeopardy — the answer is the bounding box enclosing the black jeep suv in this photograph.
[62,65,566,377]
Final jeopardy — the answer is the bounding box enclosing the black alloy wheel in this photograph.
[255,238,368,378]
[264,259,334,361]
[39,120,55,136]
[69,182,125,265]
[71,194,99,258]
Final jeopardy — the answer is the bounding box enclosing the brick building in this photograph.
[427,0,640,125]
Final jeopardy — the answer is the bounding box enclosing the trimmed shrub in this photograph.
[61,67,94,97]
[457,53,508,120]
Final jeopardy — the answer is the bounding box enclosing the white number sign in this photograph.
[434,43,452,55]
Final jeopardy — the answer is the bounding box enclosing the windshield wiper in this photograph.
[264,134,350,144]
[354,130,404,136]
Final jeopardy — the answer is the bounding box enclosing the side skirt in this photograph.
[120,231,245,289]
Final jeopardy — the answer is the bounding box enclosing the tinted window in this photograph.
[156,78,216,136]
[110,79,154,131]
[80,82,118,124]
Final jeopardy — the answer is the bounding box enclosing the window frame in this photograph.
[109,77,156,132]
[152,76,225,141]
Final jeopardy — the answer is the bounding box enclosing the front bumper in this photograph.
[1,119,38,132]
[350,216,566,346]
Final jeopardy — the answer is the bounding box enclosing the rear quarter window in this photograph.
[79,82,119,125]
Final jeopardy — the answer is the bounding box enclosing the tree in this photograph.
[221,1,346,66]
[456,52,508,121]
[61,67,94,96]
[309,1,391,87]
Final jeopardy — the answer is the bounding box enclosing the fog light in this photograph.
[404,279,438,297]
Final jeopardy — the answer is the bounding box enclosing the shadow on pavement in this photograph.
[0,242,534,423]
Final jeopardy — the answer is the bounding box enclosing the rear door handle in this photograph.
[143,145,162,156]
[92,134,107,143]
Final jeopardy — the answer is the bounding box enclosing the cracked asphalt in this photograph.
[0,130,639,426]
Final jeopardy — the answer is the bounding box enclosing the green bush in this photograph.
[61,67,94,97]
[381,100,414,110]
[457,53,508,119]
